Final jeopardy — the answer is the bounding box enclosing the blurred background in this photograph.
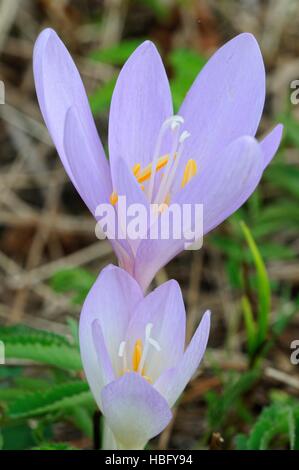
[0,0,299,450]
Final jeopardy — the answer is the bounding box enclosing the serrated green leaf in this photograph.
[0,325,82,371]
[245,401,299,450]
[7,381,93,419]
[0,388,25,401]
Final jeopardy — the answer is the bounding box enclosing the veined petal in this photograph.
[33,29,107,197]
[112,158,151,253]
[101,372,172,449]
[133,135,264,291]
[175,135,264,234]
[64,105,111,214]
[108,41,173,176]
[177,33,265,177]
[90,320,115,407]
[79,265,143,408]
[125,280,186,381]
[134,238,183,292]
[154,310,211,407]
[64,106,133,268]
[260,123,283,169]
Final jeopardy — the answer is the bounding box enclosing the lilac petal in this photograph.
[108,41,173,176]
[79,265,143,407]
[154,310,211,407]
[175,135,265,234]
[133,135,264,291]
[112,158,151,252]
[63,106,132,268]
[33,29,107,194]
[260,124,283,169]
[134,238,183,292]
[177,33,265,176]
[90,320,115,407]
[125,280,186,381]
[64,105,111,214]
[101,372,172,449]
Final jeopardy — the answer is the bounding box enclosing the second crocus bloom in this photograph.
[79,264,210,449]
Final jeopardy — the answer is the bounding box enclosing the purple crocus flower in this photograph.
[79,264,210,449]
[33,29,282,292]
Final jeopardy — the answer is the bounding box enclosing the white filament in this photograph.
[154,130,191,206]
[118,340,127,371]
[138,322,161,374]
[147,115,184,202]
[118,340,126,357]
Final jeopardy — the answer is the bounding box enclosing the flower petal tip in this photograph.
[233,32,260,49]
[227,32,264,69]
[130,40,161,63]
[34,27,58,50]
[202,309,211,328]
[138,39,158,52]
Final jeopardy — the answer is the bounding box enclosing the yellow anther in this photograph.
[132,339,142,372]
[132,163,141,177]
[109,191,118,205]
[156,154,169,171]
[140,184,145,191]
[137,166,151,183]
[136,154,169,183]
[181,159,197,188]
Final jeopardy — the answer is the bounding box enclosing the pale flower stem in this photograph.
[102,420,117,450]
[102,419,145,450]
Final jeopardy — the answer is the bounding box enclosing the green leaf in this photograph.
[51,267,97,305]
[265,163,299,199]
[136,0,169,17]
[205,369,260,429]
[0,325,82,371]
[170,48,206,112]
[89,77,117,115]
[244,401,299,450]
[32,442,77,450]
[240,222,271,347]
[241,295,256,356]
[67,317,79,348]
[235,433,248,450]
[0,388,26,402]
[70,406,93,438]
[7,381,93,419]
[253,202,299,238]
[279,112,299,148]
[89,39,143,65]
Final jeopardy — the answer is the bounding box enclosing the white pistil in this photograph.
[118,340,127,371]
[147,115,184,202]
[154,125,180,205]
[154,130,191,206]
[118,341,126,357]
[138,323,160,374]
